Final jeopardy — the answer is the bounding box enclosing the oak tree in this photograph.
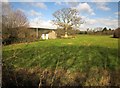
[52,8,82,36]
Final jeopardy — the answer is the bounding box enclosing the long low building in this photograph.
[29,27,57,39]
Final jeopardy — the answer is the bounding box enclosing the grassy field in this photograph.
[2,35,120,87]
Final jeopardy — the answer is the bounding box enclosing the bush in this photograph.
[113,28,120,38]
[2,62,40,88]
[2,36,18,45]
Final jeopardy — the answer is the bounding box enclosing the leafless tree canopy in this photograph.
[2,3,29,29]
[52,8,82,31]
[2,2,29,44]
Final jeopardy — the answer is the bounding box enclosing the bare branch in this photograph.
[52,8,82,31]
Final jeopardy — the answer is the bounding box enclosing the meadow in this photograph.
[2,35,120,87]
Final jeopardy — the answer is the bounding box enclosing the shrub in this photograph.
[113,28,120,38]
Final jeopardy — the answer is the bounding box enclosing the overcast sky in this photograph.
[4,0,120,30]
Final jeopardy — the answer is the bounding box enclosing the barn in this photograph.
[29,27,57,39]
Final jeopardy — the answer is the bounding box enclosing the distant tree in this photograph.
[109,28,111,30]
[86,28,89,34]
[94,27,103,32]
[85,31,87,34]
[52,8,83,37]
[87,28,89,31]
[102,27,107,32]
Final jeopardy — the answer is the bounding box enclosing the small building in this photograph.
[41,30,57,39]
[29,27,57,39]
[48,30,57,39]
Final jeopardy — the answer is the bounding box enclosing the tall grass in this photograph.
[2,35,119,87]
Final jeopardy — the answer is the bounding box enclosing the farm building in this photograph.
[47,30,57,39]
[29,27,57,39]
[41,30,57,39]
[29,27,80,39]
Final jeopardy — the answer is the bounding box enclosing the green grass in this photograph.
[3,35,119,71]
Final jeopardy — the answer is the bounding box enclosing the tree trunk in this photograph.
[65,26,68,37]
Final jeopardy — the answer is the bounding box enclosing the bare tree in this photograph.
[2,3,28,29]
[52,8,83,36]
[13,10,29,28]
[2,2,29,44]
